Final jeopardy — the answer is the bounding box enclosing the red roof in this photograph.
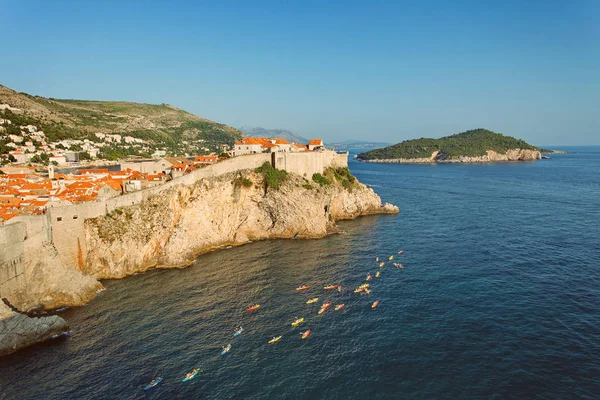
[309,139,323,145]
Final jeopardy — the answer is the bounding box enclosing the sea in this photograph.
[1,147,599,400]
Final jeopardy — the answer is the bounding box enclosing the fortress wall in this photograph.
[0,222,26,300]
[49,202,106,269]
[331,151,349,169]
[272,151,348,178]
[105,190,144,213]
[7,151,348,275]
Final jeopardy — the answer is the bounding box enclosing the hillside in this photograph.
[0,84,242,157]
[240,126,308,143]
[357,129,540,162]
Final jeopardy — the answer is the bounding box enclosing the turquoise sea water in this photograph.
[1,147,599,399]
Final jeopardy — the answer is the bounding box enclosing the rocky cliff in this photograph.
[10,243,103,312]
[1,167,397,357]
[83,170,397,279]
[363,149,542,164]
[0,301,69,357]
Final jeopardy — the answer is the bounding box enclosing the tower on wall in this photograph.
[48,164,55,180]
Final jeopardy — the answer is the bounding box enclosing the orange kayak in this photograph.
[296,285,310,291]
[371,300,379,309]
[334,304,345,311]
[301,329,311,339]
[247,304,260,312]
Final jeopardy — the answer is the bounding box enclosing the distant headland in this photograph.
[357,129,543,163]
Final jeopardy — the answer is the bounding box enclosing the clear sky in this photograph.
[1,0,598,145]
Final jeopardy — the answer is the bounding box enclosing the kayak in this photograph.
[359,283,370,289]
[234,327,244,337]
[306,297,319,304]
[389,255,394,261]
[182,368,200,382]
[221,344,232,355]
[398,250,404,255]
[144,377,163,390]
[372,300,379,309]
[375,271,381,278]
[296,285,310,291]
[375,257,379,262]
[318,302,332,314]
[354,287,364,294]
[366,274,371,281]
[364,289,371,295]
[334,304,345,311]
[379,262,385,267]
[247,304,260,312]
[323,285,339,290]
[268,336,283,344]
[291,318,305,327]
[301,330,311,339]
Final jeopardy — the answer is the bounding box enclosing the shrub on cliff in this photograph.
[312,173,330,186]
[255,162,288,190]
[234,176,253,188]
[325,167,357,191]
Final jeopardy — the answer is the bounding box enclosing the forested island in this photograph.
[357,129,542,163]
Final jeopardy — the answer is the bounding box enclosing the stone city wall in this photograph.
[3,151,347,273]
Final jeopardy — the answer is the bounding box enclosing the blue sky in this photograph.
[1,0,598,145]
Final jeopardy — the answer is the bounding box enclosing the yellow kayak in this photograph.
[268,336,283,344]
[306,298,319,304]
[389,255,394,261]
[291,318,305,327]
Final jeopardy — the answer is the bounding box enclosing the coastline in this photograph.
[358,148,542,164]
[0,158,397,356]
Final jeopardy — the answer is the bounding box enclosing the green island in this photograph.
[357,129,541,162]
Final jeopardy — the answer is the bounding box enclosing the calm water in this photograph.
[1,147,599,399]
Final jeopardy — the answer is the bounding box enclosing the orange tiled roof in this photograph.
[309,139,323,145]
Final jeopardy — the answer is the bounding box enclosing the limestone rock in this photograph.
[11,244,103,312]
[0,302,69,357]
[83,170,398,279]
[363,148,542,164]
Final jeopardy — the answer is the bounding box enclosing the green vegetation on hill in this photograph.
[357,129,538,160]
[0,84,242,156]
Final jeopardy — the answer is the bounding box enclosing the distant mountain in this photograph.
[0,84,242,154]
[328,140,392,149]
[357,129,540,162]
[240,126,308,143]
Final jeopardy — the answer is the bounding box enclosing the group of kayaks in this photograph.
[143,250,405,392]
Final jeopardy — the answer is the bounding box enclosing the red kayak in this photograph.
[296,285,310,291]
[247,304,261,312]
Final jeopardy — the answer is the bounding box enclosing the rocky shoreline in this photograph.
[0,301,69,357]
[0,169,397,356]
[360,149,542,164]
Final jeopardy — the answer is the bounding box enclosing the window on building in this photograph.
[57,217,62,221]
[73,215,78,220]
